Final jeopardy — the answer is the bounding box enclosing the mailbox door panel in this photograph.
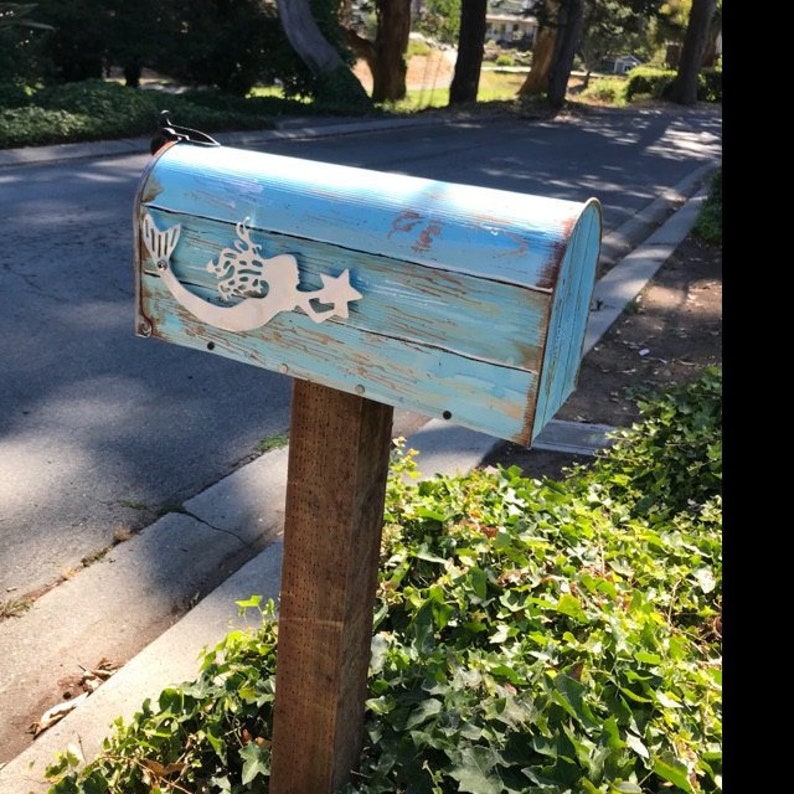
[533,206,603,436]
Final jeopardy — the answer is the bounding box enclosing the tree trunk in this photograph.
[278,0,345,72]
[342,27,376,76]
[546,0,584,109]
[123,61,142,88]
[371,0,412,103]
[666,0,717,105]
[448,0,487,106]
[277,0,371,106]
[518,3,558,97]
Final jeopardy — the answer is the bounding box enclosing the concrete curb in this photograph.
[0,137,719,791]
[586,187,708,356]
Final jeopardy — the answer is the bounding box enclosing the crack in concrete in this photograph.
[173,507,253,547]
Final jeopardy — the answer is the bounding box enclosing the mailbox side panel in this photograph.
[532,199,602,440]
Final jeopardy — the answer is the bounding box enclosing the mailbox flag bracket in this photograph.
[150,110,220,155]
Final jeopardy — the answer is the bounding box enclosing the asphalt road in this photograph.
[0,105,722,601]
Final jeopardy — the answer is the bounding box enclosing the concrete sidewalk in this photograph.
[0,123,718,791]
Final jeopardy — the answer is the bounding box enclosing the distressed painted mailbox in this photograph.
[133,133,602,793]
[134,139,601,446]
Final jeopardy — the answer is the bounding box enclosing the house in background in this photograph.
[485,0,539,49]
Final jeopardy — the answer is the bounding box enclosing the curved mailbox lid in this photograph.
[134,141,602,447]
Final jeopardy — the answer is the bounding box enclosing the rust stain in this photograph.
[388,210,443,253]
[560,215,577,239]
[387,211,424,238]
[412,223,442,253]
[139,174,165,205]
[536,239,566,291]
[518,395,537,448]
[490,231,529,260]
[517,343,542,374]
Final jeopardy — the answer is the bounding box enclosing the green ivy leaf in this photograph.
[625,732,649,759]
[652,753,695,793]
[239,740,269,785]
[449,746,503,794]
[404,697,442,729]
[611,782,644,793]
[693,566,717,593]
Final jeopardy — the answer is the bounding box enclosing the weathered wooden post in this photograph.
[133,132,602,792]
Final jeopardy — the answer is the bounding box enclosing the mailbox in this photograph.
[134,139,602,447]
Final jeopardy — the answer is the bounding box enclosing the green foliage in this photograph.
[696,68,722,103]
[312,64,373,112]
[151,0,293,98]
[257,433,289,454]
[407,38,433,58]
[46,369,722,793]
[414,0,461,45]
[34,78,156,119]
[0,79,285,148]
[0,105,95,147]
[624,65,677,100]
[20,0,362,101]
[0,79,32,107]
[46,597,279,792]
[0,3,51,83]
[0,79,163,147]
[625,64,722,103]
[692,169,722,244]
[32,0,109,82]
[571,366,722,519]
[580,0,659,75]
[578,75,629,106]
[144,0,360,101]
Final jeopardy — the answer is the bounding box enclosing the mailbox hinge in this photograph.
[150,110,220,154]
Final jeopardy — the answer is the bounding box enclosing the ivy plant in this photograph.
[46,367,722,794]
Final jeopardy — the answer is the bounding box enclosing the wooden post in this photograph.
[269,379,394,793]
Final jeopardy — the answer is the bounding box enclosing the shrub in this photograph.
[0,106,96,148]
[697,68,722,103]
[692,169,722,244]
[578,75,628,106]
[570,365,722,518]
[624,65,722,105]
[0,80,282,149]
[0,80,33,109]
[624,66,677,101]
[33,79,161,137]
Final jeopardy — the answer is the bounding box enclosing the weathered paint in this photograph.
[134,141,602,446]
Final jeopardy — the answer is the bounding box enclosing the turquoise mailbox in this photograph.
[133,139,602,446]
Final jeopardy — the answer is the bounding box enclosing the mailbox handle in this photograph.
[150,110,220,154]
